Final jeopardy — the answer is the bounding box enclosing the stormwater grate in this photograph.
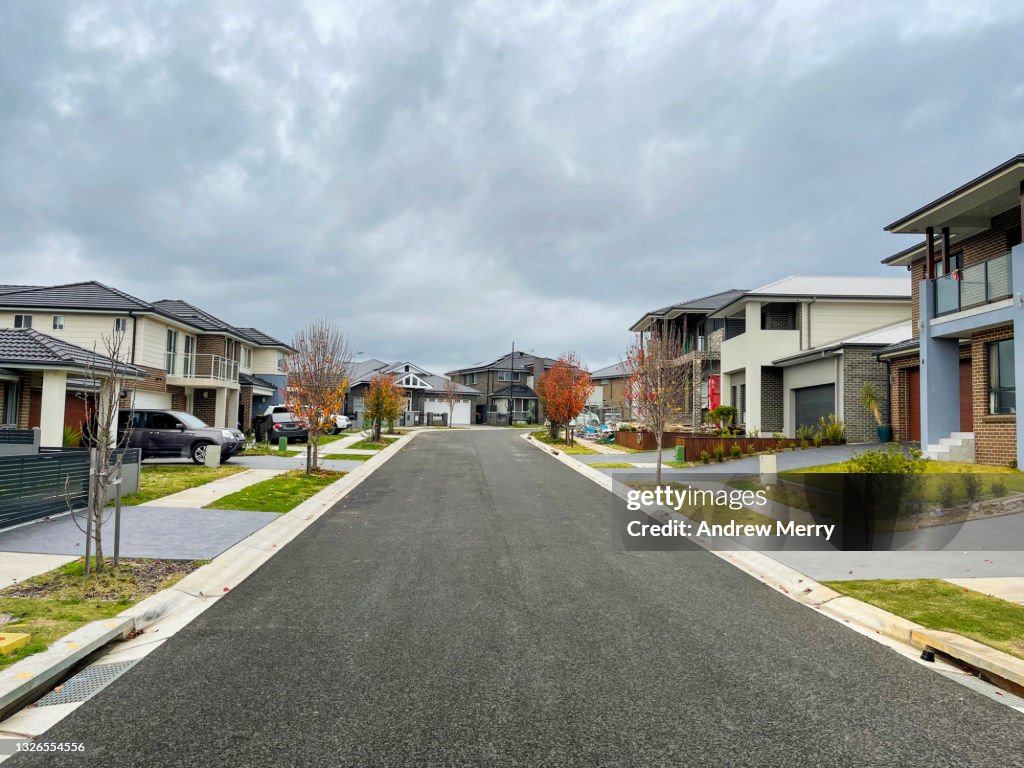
[35,660,140,707]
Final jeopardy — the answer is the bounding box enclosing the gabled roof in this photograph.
[347,359,477,395]
[489,384,539,400]
[591,361,629,379]
[0,328,148,377]
[0,281,152,312]
[236,327,294,350]
[447,351,556,375]
[0,285,41,295]
[630,288,747,332]
[152,299,251,342]
[348,359,390,384]
[240,372,279,390]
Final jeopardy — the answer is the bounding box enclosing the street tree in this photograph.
[441,377,459,428]
[284,318,352,470]
[364,374,405,442]
[536,352,595,446]
[624,327,687,483]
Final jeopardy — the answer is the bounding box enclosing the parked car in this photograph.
[262,411,308,443]
[330,414,352,434]
[117,410,246,464]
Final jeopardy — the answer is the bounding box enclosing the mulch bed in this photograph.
[1,558,204,601]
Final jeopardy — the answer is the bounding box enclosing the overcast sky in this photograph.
[3,1,1023,373]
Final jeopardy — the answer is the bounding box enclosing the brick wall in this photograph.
[761,303,798,331]
[910,261,923,338]
[886,353,918,442]
[843,347,890,443]
[168,386,187,411]
[239,385,254,431]
[17,373,32,429]
[193,389,217,424]
[971,325,1016,466]
[760,367,783,433]
[958,208,1020,268]
[131,365,167,393]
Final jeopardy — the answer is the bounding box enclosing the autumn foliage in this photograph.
[364,373,406,442]
[536,352,595,445]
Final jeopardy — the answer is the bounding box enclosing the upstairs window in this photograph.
[465,373,477,385]
[165,329,179,374]
[114,317,128,333]
[243,348,252,368]
[988,339,1015,415]
[52,315,65,330]
[498,371,521,382]
[14,314,31,329]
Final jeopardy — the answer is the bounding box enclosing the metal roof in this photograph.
[240,373,279,390]
[0,328,148,377]
[629,289,747,331]
[591,361,629,378]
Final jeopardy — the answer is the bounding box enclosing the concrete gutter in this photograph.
[0,431,419,720]
[521,433,1024,693]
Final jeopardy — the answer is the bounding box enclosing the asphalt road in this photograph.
[12,430,1024,767]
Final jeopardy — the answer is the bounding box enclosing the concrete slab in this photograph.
[945,577,1024,605]
[0,507,279,560]
[0,553,77,587]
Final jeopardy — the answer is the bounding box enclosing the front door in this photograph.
[907,368,921,442]
[959,359,973,432]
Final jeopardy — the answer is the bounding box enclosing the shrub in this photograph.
[771,432,785,440]
[713,444,725,463]
[787,442,796,451]
[747,428,760,438]
[746,443,756,455]
[818,414,846,445]
[847,444,925,475]
[62,425,82,448]
[700,450,711,464]
[730,444,743,459]
[991,479,1008,498]
[961,472,982,504]
[800,439,809,449]
[707,405,737,429]
[813,434,823,448]
[796,424,816,442]
[618,423,637,431]
[938,476,958,508]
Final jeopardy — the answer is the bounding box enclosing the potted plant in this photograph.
[861,382,892,443]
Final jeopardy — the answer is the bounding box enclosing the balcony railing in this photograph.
[168,353,239,382]
[933,252,1012,317]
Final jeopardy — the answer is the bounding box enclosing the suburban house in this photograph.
[629,289,746,430]
[879,154,1024,465]
[709,276,911,436]
[589,362,631,423]
[447,352,557,424]
[0,327,148,447]
[0,281,292,442]
[346,360,477,427]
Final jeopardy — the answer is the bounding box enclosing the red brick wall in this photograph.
[193,389,217,424]
[887,353,918,442]
[958,209,1019,268]
[168,385,187,411]
[971,325,1016,466]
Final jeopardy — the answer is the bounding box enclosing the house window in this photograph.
[183,335,195,376]
[988,339,1015,415]
[243,348,252,368]
[52,315,65,330]
[13,315,31,329]
[464,373,477,385]
[165,329,179,374]
[498,371,521,382]
[277,352,287,373]
[114,317,128,333]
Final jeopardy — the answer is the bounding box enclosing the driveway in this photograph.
[11,430,1021,766]
[0,506,278,560]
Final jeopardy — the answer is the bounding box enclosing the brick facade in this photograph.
[842,347,890,443]
[886,353,918,443]
[239,384,254,431]
[760,367,783,433]
[971,325,1016,466]
[193,388,217,425]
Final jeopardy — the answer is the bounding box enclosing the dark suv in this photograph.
[119,410,246,464]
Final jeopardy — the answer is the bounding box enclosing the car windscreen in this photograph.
[170,411,209,429]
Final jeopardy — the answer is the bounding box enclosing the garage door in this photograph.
[451,400,471,426]
[132,391,173,409]
[794,384,835,432]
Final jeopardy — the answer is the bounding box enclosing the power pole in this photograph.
[509,341,515,425]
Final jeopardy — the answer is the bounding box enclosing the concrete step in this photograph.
[923,433,975,463]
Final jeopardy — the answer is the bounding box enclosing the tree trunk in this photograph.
[655,433,663,485]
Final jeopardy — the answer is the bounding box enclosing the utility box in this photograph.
[204,444,222,468]
[758,453,777,486]
[278,437,288,452]
[675,446,686,463]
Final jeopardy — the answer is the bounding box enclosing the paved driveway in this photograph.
[11,430,1022,767]
[0,506,278,560]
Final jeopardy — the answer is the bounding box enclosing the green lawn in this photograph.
[824,579,1024,661]
[242,443,299,457]
[529,431,599,455]
[0,558,204,670]
[115,465,244,506]
[589,462,635,469]
[206,469,345,513]
[323,453,373,461]
[347,438,398,451]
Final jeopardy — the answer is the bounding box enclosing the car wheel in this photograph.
[191,442,211,465]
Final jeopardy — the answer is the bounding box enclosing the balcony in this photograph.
[166,353,240,387]
[933,252,1012,317]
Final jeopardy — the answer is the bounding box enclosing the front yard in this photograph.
[0,558,205,670]
[117,465,245,506]
[529,431,599,455]
[205,469,345,513]
[824,579,1024,661]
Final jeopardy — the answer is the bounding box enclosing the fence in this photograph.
[0,447,141,530]
[0,428,39,457]
[614,431,791,455]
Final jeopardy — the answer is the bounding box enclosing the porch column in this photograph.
[214,387,228,428]
[225,389,240,430]
[918,284,960,448]
[941,227,951,274]
[925,227,935,280]
[39,370,68,447]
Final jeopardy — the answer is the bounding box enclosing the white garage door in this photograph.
[132,391,173,409]
[451,400,471,426]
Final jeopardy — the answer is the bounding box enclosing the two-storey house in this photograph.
[710,276,911,438]
[879,155,1024,465]
[447,351,557,425]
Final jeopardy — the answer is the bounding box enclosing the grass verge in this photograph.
[823,579,1024,661]
[589,462,635,469]
[242,443,299,457]
[529,431,599,455]
[205,469,344,513]
[348,438,398,451]
[323,453,373,461]
[115,465,244,506]
[0,558,205,670]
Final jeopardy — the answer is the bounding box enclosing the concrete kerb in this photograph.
[520,432,1024,692]
[0,429,420,720]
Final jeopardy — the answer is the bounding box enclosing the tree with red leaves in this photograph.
[536,352,595,446]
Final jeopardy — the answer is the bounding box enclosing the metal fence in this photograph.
[0,429,36,445]
[0,448,140,530]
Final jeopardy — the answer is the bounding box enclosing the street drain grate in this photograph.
[35,660,140,707]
